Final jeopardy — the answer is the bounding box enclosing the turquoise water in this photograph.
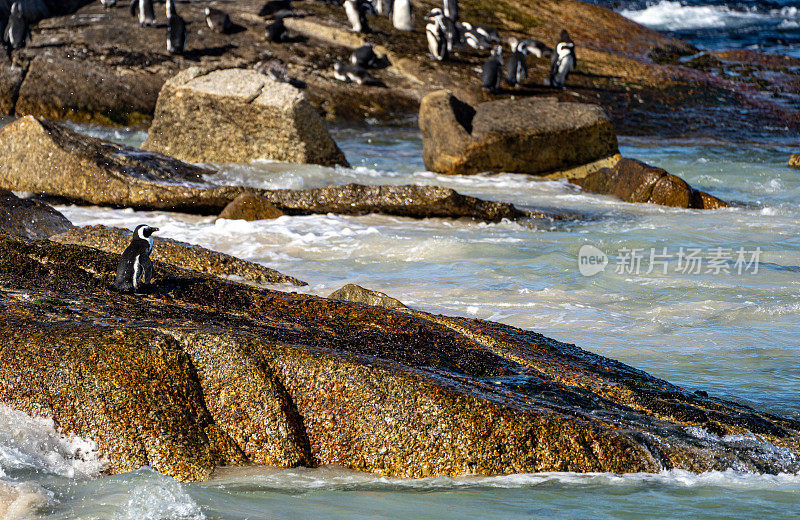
[1,121,799,519]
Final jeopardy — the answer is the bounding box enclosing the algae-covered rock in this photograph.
[0,189,73,239]
[143,68,348,167]
[328,284,408,310]
[51,225,306,286]
[0,235,798,481]
[573,158,728,209]
[419,91,619,175]
[219,194,285,221]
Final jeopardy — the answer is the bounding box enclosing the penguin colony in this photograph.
[14,0,578,90]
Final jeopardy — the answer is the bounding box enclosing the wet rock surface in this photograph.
[219,194,286,221]
[51,225,306,286]
[573,158,728,209]
[790,154,800,169]
[0,116,540,221]
[0,0,795,138]
[143,68,348,167]
[0,189,73,239]
[419,91,619,175]
[0,235,798,481]
[328,284,409,310]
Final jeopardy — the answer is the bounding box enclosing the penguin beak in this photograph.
[149,227,159,233]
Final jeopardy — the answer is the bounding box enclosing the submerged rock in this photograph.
[789,154,800,169]
[143,68,348,167]
[0,235,798,481]
[419,91,619,176]
[219,194,285,221]
[0,190,73,239]
[328,284,408,310]
[573,158,728,209]
[51,225,306,286]
[0,116,537,222]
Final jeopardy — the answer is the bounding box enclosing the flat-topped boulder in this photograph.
[419,91,619,175]
[52,225,306,286]
[0,189,73,239]
[573,158,728,209]
[0,117,540,221]
[1,235,798,481]
[143,68,348,167]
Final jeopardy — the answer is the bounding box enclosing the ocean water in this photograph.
[598,0,800,56]
[1,122,800,518]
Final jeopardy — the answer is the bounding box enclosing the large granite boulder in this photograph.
[1,235,798,481]
[0,189,73,239]
[219,194,285,221]
[52,225,306,286]
[143,68,348,167]
[419,91,619,175]
[0,116,535,221]
[573,158,728,209]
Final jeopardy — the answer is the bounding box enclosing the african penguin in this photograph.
[392,0,413,31]
[255,58,307,88]
[442,0,458,22]
[344,0,370,33]
[458,21,499,50]
[165,0,176,19]
[333,60,378,85]
[129,0,156,27]
[373,0,389,17]
[100,0,118,7]
[205,7,232,33]
[425,9,448,61]
[351,43,379,68]
[505,37,528,87]
[520,38,552,59]
[550,29,576,88]
[167,13,186,55]
[113,225,158,293]
[265,16,287,42]
[481,45,503,94]
[259,0,293,17]
[3,2,29,49]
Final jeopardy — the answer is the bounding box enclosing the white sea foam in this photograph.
[0,481,54,520]
[0,405,105,479]
[124,477,206,520]
[621,1,771,30]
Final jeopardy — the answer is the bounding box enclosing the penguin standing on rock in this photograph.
[550,29,576,88]
[113,225,159,294]
[392,0,413,31]
[333,60,378,85]
[205,7,232,33]
[3,3,30,50]
[505,37,528,87]
[481,45,503,94]
[351,43,379,68]
[265,16,287,42]
[425,9,448,61]
[167,11,186,54]
[344,0,371,33]
[129,0,156,27]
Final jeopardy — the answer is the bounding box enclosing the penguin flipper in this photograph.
[129,0,137,17]
[142,255,154,285]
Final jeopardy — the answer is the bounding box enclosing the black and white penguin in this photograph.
[351,43,379,68]
[3,2,29,50]
[392,0,413,31]
[259,0,293,18]
[550,29,576,88]
[265,16,287,42]
[100,0,118,8]
[481,45,503,94]
[129,0,156,27]
[333,60,378,85]
[255,58,307,88]
[167,12,186,55]
[165,0,175,19]
[442,0,457,22]
[205,6,232,33]
[425,9,448,61]
[520,38,552,59]
[344,0,371,33]
[112,225,158,293]
[505,37,527,87]
[458,21,499,50]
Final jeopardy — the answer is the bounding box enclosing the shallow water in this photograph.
[2,121,800,519]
